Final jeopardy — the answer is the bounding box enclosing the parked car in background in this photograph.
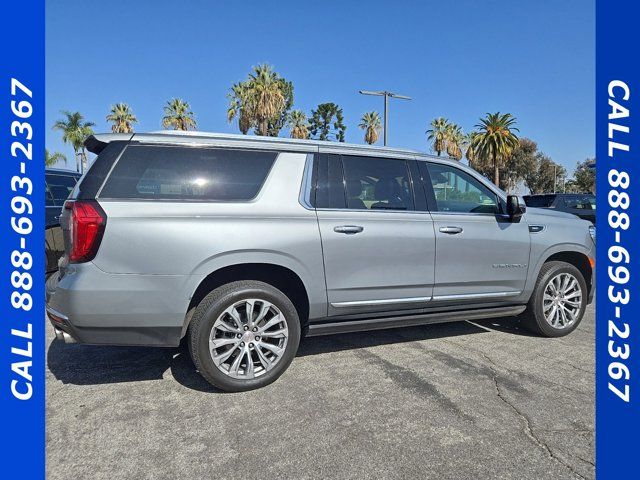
[523,193,595,224]
[46,169,81,274]
[46,132,595,392]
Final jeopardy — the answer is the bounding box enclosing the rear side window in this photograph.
[100,145,276,201]
[314,154,346,209]
[45,174,79,206]
[342,155,414,211]
[314,154,416,211]
[523,195,556,208]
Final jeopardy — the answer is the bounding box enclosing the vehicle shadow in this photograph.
[47,315,527,393]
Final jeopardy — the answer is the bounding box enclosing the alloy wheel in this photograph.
[208,298,289,379]
[542,273,583,329]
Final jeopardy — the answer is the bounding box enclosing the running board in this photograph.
[307,305,526,337]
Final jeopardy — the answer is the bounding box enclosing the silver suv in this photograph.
[46,131,595,391]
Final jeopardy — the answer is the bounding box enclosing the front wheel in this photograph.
[188,280,301,392]
[521,261,587,337]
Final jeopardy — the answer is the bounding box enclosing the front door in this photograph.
[422,162,531,303]
[315,154,435,316]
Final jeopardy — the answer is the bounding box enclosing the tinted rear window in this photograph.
[76,141,127,199]
[99,145,277,201]
[523,195,556,208]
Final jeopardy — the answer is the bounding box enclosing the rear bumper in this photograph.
[46,264,200,346]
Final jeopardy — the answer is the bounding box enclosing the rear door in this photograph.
[315,153,436,316]
[421,161,530,303]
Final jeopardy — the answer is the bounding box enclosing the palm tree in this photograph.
[162,98,197,131]
[247,64,286,136]
[464,132,478,166]
[106,103,138,133]
[45,149,66,167]
[471,112,519,186]
[227,82,253,134]
[52,111,94,173]
[359,111,382,145]
[445,123,464,161]
[227,65,292,137]
[287,110,309,139]
[426,117,451,156]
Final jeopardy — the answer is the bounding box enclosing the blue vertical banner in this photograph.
[0,0,45,478]
[596,0,639,477]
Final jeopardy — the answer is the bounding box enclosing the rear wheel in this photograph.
[521,261,587,337]
[188,280,300,392]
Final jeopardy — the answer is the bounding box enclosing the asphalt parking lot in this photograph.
[47,306,594,480]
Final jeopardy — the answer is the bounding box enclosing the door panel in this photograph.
[423,162,530,302]
[315,154,435,316]
[318,210,435,315]
[431,213,530,299]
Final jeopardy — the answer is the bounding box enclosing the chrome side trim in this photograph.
[331,296,432,308]
[432,291,521,301]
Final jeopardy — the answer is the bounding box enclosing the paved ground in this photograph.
[47,306,594,480]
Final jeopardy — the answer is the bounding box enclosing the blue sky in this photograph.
[46,0,594,173]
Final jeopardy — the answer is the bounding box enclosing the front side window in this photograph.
[342,156,414,211]
[100,145,276,201]
[427,163,500,214]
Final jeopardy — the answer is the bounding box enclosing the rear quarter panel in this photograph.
[92,152,327,319]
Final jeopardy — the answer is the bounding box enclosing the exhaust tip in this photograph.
[54,328,64,342]
[54,327,77,344]
[63,331,77,344]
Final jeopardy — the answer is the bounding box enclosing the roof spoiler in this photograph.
[84,133,134,155]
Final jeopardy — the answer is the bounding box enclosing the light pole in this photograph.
[359,90,411,146]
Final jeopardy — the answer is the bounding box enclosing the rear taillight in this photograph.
[64,200,107,263]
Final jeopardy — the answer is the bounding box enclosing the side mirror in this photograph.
[506,195,526,222]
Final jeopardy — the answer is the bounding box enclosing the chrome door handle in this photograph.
[334,225,364,235]
[439,226,463,234]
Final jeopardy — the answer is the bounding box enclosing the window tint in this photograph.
[564,195,595,210]
[100,145,276,200]
[523,195,556,208]
[76,141,126,199]
[427,163,499,214]
[342,156,414,211]
[46,174,79,206]
[315,154,346,209]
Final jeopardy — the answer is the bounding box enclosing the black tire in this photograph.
[521,261,587,337]
[188,280,301,392]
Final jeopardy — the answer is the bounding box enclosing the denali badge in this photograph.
[492,263,528,268]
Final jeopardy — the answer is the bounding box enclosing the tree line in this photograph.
[48,63,595,193]
[425,115,594,193]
